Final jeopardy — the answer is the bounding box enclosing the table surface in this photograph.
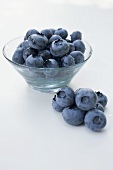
[0,0,113,169]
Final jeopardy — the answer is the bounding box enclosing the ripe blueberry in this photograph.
[50,39,70,57]
[56,86,75,107]
[75,88,98,111]
[84,109,107,132]
[62,105,86,126]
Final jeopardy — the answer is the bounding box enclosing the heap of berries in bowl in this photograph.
[3,28,92,92]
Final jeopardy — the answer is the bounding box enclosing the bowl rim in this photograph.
[2,36,93,70]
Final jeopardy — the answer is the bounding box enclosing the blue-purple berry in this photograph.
[52,95,64,112]
[49,35,62,44]
[75,88,98,111]
[28,33,48,50]
[49,28,55,34]
[23,47,37,60]
[54,28,68,39]
[84,109,107,132]
[73,40,85,53]
[70,31,82,42]
[61,55,75,67]
[38,49,52,61]
[70,51,84,64]
[56,86,75,107]
[43,59,59,77]
[62,105,86,126]
[25,55,44,68]
[50,39,70,57]
[96,91,108,107]
[68,43,75,53]
[12,47,25,64]
[41,29,53,39]
[24,29,39,40]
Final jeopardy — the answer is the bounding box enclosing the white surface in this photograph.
[0,0,113,169]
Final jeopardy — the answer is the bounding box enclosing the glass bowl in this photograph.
[2,36,92,93]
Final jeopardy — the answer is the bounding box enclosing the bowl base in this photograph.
[28,84,67,93]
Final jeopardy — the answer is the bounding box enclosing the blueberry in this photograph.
[95,103,105,112]
[75,88,98,111]
[43,59,59,77]
[22,40,29,49]
[38,50,52,61]
[41,29,53,39]
[44,58,59,68]
[61,54,75,67]
[96,91,108,107]
[70,31,82,42]
[12,47,25,64]
[28,33,48,50]
[84,109,107,132]
[68,43,75,53]
[50,39,70,57]
[54,28,68,39]
[18,40,29,49]
[25,55,44,68]
[53,57,62,67]
[49,35,62,44]
[52,95,64,112]
[62,105,86,126]
[73,40,85,53]
[49,28,55,34]
[24,29,39,40]
[23,47,37,60]
[56,86,75,107]
[70,51,84,64]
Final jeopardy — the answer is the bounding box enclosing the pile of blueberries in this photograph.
[52,86,108,132]
[12,28,85,70]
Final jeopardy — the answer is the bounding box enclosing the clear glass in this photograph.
[2,36,92,92]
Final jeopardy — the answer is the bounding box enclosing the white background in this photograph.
[0,0,113,169]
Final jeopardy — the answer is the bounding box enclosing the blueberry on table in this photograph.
[84,109,107,132]
[41,29,53,39]
[54,28,68,39]
[70,31,82,42]
[50,39,70,57]
[52,95,64,112]
[56,86,75,107]
[61,54,75,67]
[73,40,85,53]
[12,47,25,64]
[62,105,86,126]
[25,55,44,68]
[28,33,48,50]
[24,29,39,40]
[96,91,108,107]
[75,88,98,111]
[70,51,84,64]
